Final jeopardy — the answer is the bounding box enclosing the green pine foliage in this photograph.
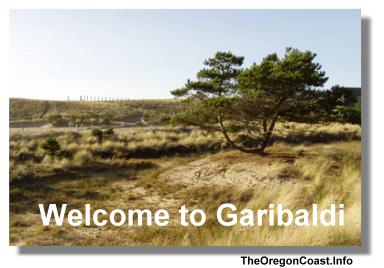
[171,48,329,154]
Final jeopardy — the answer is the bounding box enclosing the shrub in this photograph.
[91,128,104,144]
[335,99,361,125]
[40,137,61,156]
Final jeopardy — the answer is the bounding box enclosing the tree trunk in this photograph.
[259,113,279,152]
[259,97,286,152]
[217,111,262,154]
[216,96,285,154]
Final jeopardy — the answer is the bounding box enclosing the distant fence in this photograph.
[79,96,130,102]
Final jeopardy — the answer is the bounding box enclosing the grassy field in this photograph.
[9,121,361,246]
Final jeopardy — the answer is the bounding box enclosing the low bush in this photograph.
[91,128,104,144]
[40,137,61,156]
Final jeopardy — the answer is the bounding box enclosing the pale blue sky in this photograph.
[10,9,361,100]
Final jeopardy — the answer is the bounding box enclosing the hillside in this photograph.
[9,98,185,125]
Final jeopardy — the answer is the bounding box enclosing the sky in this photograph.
[10,9,361,100]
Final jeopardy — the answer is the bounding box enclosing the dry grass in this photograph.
[9,98,184,124]
[199,142,361,246]
[9,123,361,246]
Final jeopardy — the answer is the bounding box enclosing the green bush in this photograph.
[91,128,104,144]
[336,99,361,125]
[41,137,61,156]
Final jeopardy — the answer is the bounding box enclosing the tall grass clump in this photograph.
[199,142,361,246]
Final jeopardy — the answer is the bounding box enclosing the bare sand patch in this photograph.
[159,150,297,188]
